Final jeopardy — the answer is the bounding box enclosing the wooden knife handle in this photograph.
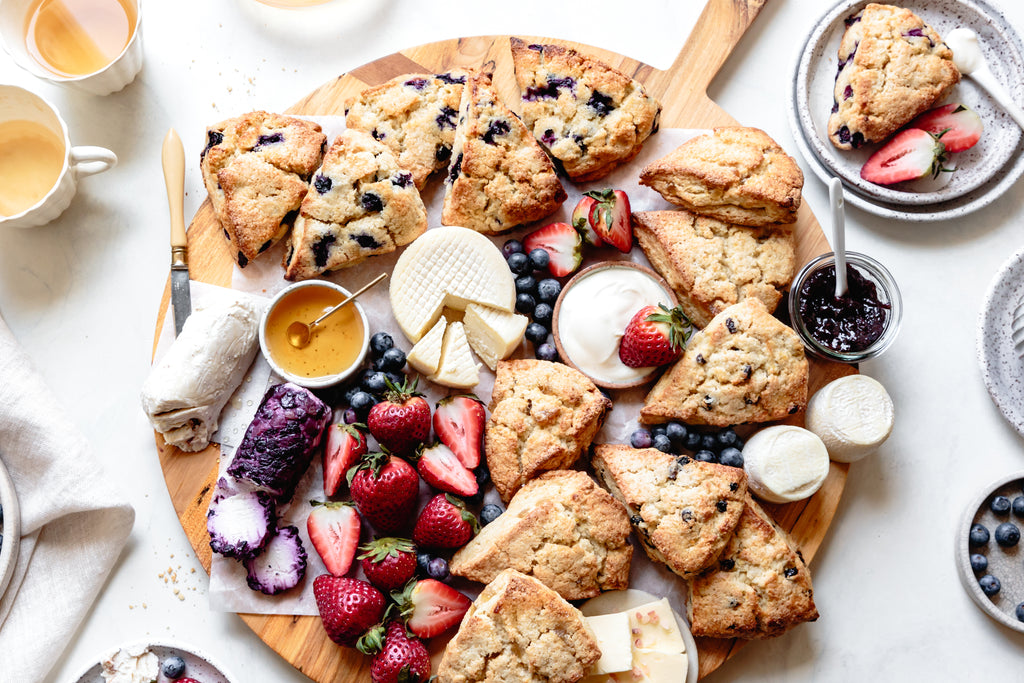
[162,128,187,250]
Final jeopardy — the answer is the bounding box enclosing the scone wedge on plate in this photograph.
[437,569,601,683]
[509,37,661,182]
[485,359,611,503]
[591,444,747,578]
[633,209,796,328]
[687,493,818,639]
[641,298,808,427]
[450,470,632,600]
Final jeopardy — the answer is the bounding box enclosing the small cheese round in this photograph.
[805,375,894,463]
[743,426,830,504]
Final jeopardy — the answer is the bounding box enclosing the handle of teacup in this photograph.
[70,146,118,178]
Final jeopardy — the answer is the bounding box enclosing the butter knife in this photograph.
[162,128,191,336]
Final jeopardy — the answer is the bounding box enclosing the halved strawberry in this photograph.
[618,304,695,368]
[860,128,949,186]
[394,578,472,639]
[570,195,603,246]
[523,222,582,277]
[307,501,361,577]
[432,395,484,469]
[907,103,983,153]
[586,189,632,253]
[415,443,478,497]
[324,423,367,496]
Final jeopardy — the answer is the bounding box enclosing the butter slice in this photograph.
[407,316,447,375]
[463,303,528,370]
[628,650,689,681]
[627,599,687,653]
[429,322,480,389]
[585,612,633,675]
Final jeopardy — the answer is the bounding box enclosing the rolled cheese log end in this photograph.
[806,375,894,463]
[742,425,830,504]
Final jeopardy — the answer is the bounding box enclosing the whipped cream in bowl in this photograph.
[71,640,238,683]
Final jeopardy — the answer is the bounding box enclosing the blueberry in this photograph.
[719,447,744,468]
[507,252,530,274]
[651,424,668,438]
[525,322,548,346]
[363,371,389,396]
[716,428,741,449]
[666,422,688,446]
[313,173,332,194]
[995,522,1020,547]
[979,574,1001,597]
[416,552,433,576]
[991,496,1012,515]
[426,556,450,582]
[372,356,389,372]
[380,347,407,372]
[385,371,405,388]
[693,450,717,463]
[684,431,703,451]
[481,503,504,525]
[1014,496,1024,517]
[162,655,186,679]
[350,391,375,415]
[360,192,384,213]
[515,274,537,295]
[536,278,562,303]
[516,293,537,315]
[969,523,990,547]
[653,434,673,453]
[535,343,558,362]
[343,407,359,424]
[1017,603,1024,623]
[475,465,491,490]
[533,303,553,327]
[701,434,719,453]
[370,332,394,358]
[630,428,653,449]
[970,553,988,573]
[502,239,525,258]
[528,248,550,271]
[344,384,362,405]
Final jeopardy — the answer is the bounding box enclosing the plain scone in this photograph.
[485,359,611,503]
[450,470,632,599]
[687,494,818,639]
[591,444,747,578]
[436,569,601,683]
[641,298,808,427]
[633,209,796,328]
[639,127,803,227]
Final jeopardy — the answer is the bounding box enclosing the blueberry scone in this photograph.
[345,70,470,190]
[828,3,959,150]
[450,470,632,600]
[509,37,662,182]
[436,569,601,683]
[485,359,610,503]
[200,111,326,267]
[441,72,567,234]
[591,444,747,579]
[640,298,808,427]
[282,129,427,281]
[639,128,803,227]
[633,209,796,328]
[687,494,818,639]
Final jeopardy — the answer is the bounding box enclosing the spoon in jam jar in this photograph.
[829,177,848,297]
[286,272,387,348]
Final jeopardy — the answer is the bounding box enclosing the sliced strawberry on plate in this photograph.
[523,222,582,277]
[618,303,695,369]
[307,500,362,576]
[412,493,479,549]
[415,442,478,497]
[907,103,983,152]
[586,188,632,253]
[570,194,603,246]
[314,574,386,648]
[359,537,418,592]
[432,395,485,469]
[860,128,949,186]
[324,423,367,496]
[394,578,472,639]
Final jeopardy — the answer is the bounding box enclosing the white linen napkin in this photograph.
[0,315,135,683]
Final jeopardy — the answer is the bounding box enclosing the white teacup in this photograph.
[0,0,143,96]
[0,86,117,229]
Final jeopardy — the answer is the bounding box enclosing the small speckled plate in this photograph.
[0,453,20,603]
[956,470,1024,632]
[977,245,1024,436]
[67,640,238,683]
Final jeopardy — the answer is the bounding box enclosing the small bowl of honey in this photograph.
[259,280,370,389]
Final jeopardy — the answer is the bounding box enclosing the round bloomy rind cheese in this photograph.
[805,374,894,463]
[742,425,830,504]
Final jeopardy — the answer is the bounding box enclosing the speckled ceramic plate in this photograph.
[790,0,1024,214]
[977,245,1024,436]
[0,454,20,603]
[68,640,238,683]
[956,470,1024,633]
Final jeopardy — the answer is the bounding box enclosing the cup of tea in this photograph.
[0,0,143,95]
[0,85,117,229]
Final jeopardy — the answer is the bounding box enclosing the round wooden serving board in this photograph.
[155,0,854,679]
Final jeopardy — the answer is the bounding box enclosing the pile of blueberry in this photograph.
[629,422,745,468]
[968,492,1024,621]
[502,239,562,362]
[340,332,408,423]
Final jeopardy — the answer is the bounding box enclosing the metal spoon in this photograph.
[829,177,848,298]
[946,27,1024,131]
[287,272,387,348]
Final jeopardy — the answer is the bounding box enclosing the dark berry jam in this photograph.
[797,263,889,353]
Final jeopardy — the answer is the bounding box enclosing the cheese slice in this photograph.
[627,650,689,681]
[463,303,528,370]
[390,226,515,342]
[584,612,633,675]
[805,374,894,463]
[743,425,829,504]
[429,321,481,389]
[407,316,447,376]
[626,599,687,654]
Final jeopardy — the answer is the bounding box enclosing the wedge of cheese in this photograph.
[406,316,447,376]
[463,303,527,370]
[583,598,689,682]
[429,321,480,389]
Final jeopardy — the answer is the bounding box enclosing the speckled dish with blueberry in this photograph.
[70,640,237,683]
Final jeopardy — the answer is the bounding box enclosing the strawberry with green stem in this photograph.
[860,128,952,186]
[359,537,418,592]
[367,377,432,457]
[348,450,420,534]
[358,620,431,683]
[618,304,695,368]
[585,188,632,253]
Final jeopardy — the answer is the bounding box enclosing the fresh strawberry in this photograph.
[324,423,367,496]
[432,395,485,469]
[415,443,478,497]
[367,377,432,457]
[907,103,983,152]
[523,222,582,277]
[394,578,472,639]
[359,537,418,592]
[618,304,695,369]
[586,188,632,253]
[860,128,949,185]
[307,500,361,576]
[348,451,420,534]
[313,574,386,648]
[360,621,431,683]
[411,494,478,549]
[570,195,603,246]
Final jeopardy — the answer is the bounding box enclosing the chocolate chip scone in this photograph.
[441,72,567,234]
[282,130,427,281]
[687,494,818,639]
[345,70,470,190]
[828,3,959,150]
[639,128,803,227]
[591,444,747,579]
[200,111,326,267]
[641,298,808,427]
[437,569,600,683]
[509,37,661,182]
[485,359,610,503]
[450,470,632,600]
[633,209,796,328]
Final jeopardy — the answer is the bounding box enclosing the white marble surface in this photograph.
[2,0,1024,680]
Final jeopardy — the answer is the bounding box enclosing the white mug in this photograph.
[0,0,143,96]
[0,85,117,229]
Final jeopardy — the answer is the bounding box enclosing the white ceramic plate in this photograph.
[0,454,20,603]
[68,640,238,683]
[977,245,1024,436]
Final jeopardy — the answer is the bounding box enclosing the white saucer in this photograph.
[977,245,1024,436]
[0,454,20,603]
[67,639,238,683]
